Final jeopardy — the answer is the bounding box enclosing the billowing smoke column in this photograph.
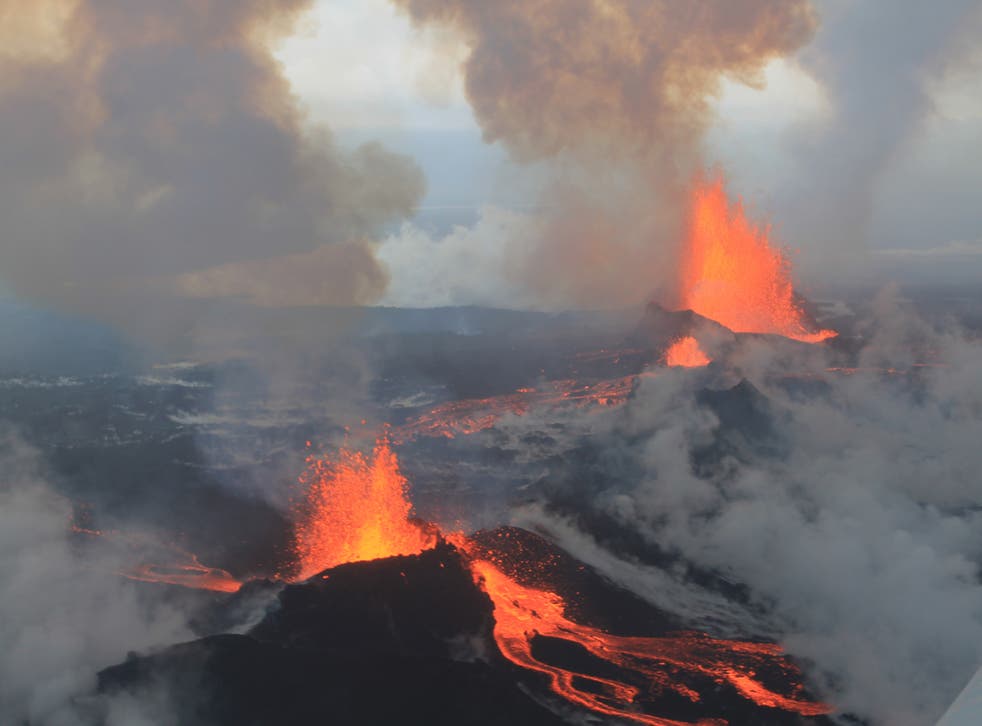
[520,293,982,725]
[780,0,982,276]
[389,0,817,309]
[391,0,816,160]
[0,0,424,337]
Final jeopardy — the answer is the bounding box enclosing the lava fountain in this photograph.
[678,176,835,343]
[292,435,436,580]
[665,337,711,368]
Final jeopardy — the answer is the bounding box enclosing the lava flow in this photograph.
[71,523,241,593]
[665,337,711,368]
[467,556,831,725]
[292,435,436,580]
[123,556,241,593]
[392,375,640,443]
[679,177,836,344]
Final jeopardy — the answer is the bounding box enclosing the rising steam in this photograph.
[386,0,817,309]
[0,430,190,724]
[779,0,982,277]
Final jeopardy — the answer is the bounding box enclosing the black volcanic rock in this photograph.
[694,379,789,469]
[100,633,565,726]
[250,541,493,658]
[698,379,777,442]
[628,302,732,353]
[99,541,565,726]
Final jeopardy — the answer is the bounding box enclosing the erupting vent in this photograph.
[679,178,836,343]
[292,435,436,580]
[665,337,711,368]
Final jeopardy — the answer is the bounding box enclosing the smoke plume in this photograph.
[0,0,423,338]
[391,0,815,161]
[388,0,817,309]
[780,0,982,277]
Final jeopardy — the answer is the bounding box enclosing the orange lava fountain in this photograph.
[293,435,436,580]
[469,557,831,725]
[679,177,835,344]
[665,337,711,368]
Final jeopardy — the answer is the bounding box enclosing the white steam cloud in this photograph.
[499,291,982,725]
[614,302,982,723]
[0,430,190,725]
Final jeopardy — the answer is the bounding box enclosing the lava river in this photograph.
[465,555,830,725]
[392,375,644,443]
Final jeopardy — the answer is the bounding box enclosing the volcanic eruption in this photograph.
[292,435,437,580]
[665,337,712,368]
[676,177,836,344]
[4,1,981,724]
[278,437,832,725]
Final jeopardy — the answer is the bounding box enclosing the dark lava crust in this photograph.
[99,540,564,726]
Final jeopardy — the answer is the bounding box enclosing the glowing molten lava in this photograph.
[665,337,711,368]
[392,375,641,443]
[467,556,831,725]
[123,557,241,593]
[293,436,436,580]
[679,177,835,343]
[283,443,831,724]
[71,523,241,593]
